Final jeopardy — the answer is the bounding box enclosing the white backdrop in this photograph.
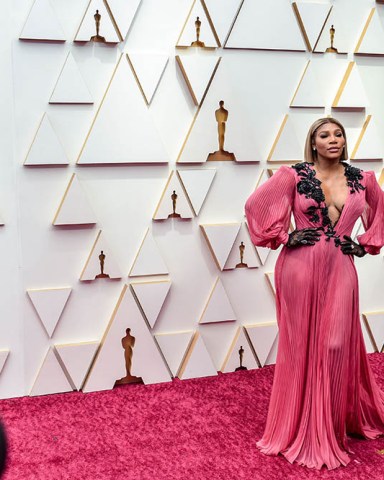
[0,0,383,398]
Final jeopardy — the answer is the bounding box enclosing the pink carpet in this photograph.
[2,354,384,479]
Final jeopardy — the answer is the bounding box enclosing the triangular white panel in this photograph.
[290,61,326,108]
[355,8,384,56]
[226,0,306,51]
[129,228,169,277]
[83,285,171,392]
[55,342,99,390]
[267,115,303,162]
[176,55,221,106]
[313,10,348,53]
[351,115,383,161]
[204,0,243,46]
[80,230,122,281]
[75,0,120,43]
[77,55,168,164]
[127,53,169,105]
[19,0,66,42]
[24,114,69,166]
[245,323,279,367]
[177,1,220,48]
[292,2,332,51]
[265,272,275,296]
[49,52,93,104]
[178,169,216,216]
[361,316,375,354]
[155,331,194,377]
[200,223,241,270]
[0,351,9,375]
[332,62,368,110]
[221,327,258,373]
[130,281,171,329]
[30,348,73,396]
[107,0,142,40]
[53,174,97,226]
[153,171,194,220]
[199,278,236,324]
[363,313,384,352]
[178,332,217,379]
[27,287,72,338]
[255,246,271,265]
[224,223,260,270]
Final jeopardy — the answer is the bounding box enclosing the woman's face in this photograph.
[312,122,345,162]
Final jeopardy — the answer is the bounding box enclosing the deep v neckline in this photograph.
[308,162,349,228]
[292,161,365,244]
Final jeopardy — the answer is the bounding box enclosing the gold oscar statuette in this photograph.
[235,345,247,371]
[207,101,236,161]
[191,16,205,47]
[90,10,106,43]
[325,25,338,53]
[114,328,144,386]
[95,250,110,279]
[236,242,248,268]
[168,190,181,218]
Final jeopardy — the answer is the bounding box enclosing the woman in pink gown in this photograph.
[245,118,384,470]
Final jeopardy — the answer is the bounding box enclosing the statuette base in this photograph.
[190,41,205,47]
[168,213,181,218]
[95,273,110,279]
[235,366,247,372]
[207,150,236,162]
[114,375,143,386]
[235,262,248,269]
[325,47,338,53]
[90,35,106,43]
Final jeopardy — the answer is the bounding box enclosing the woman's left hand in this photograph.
[339,235,366,257]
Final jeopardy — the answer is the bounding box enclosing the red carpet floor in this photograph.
[2,354,384,479]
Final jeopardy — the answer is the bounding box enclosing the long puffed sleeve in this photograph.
[245,166,295,250]
[357,171,384,255]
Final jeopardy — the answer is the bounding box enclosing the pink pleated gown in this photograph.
[245,162,384,470]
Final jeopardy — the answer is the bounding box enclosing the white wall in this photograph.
[0,0,382,397]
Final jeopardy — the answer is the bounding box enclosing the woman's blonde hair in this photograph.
[304,117,348,163]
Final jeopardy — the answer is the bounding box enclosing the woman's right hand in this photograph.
[286,228,322,248]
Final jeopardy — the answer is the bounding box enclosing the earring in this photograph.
[312,147,316,151]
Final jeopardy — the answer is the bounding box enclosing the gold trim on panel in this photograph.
[200,223,241,271]
[198,277,219,323]
[332,61,354,108]
[362,313,380,352]
[176,55,198,105]
[292,3,311,51]
[220,326,241,371]
[52,173,75,225]
[103,0,123,41]
[267,115,300,164]
[290,60,310,107]
[312,6,333,52]
[79,230,102,280]
[126,53,149,105]
[355,8,375,53]
[175,170,196,214]
[77,54,123,163]
[200,0,221,48]
[177,331,199,378]
[152,171,174,219]
[82,285,128,389]
[350,115,371,159]
[264,272,275,297]
[378,168,384,187]
[223,0,245,48]
[176,57,221,162]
